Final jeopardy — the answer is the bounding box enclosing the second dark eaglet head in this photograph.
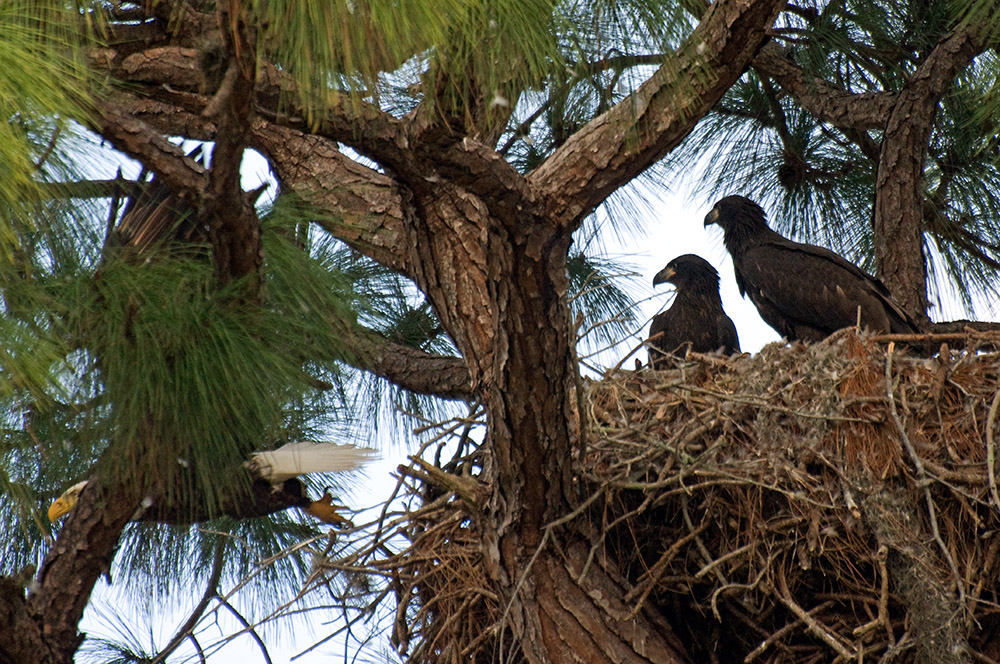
[653,254,719,289]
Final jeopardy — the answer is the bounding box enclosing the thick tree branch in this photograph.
[251,124,415,276]
[874,19,987,318]
[752,43,898,129]
[101,87,218,141]
[529,0,785,229]
[105,1,216,52]
[110,44,204,88]
[95,87,419,288]
[257,79,416,182]
[137,477,317,524]
[92,100,208,200]
[92,27,418,187]
[927,320,1000,334]
[348,326,472,400]
[255,56,422,182]
[409,131,535,229]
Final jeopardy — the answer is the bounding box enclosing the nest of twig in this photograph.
[365,329,1000,664]
[585,329,1000,664]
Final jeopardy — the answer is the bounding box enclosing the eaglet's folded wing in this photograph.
[735,240,894,341]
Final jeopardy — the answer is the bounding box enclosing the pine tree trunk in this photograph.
[404,182,689,661]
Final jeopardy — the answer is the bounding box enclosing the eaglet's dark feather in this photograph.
[648,254,740,367]
[704,195,918,342]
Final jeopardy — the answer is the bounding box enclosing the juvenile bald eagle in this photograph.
[48,442,373,526]
[704,196,918,342]
[648,254,740,366]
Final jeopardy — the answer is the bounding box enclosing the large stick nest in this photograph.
[381,330,1000,664]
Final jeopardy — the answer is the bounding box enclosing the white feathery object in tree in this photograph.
[244,442,376,484]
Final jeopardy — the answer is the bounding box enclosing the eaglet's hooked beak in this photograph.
[704,206,720,227]
[652,265,676,287]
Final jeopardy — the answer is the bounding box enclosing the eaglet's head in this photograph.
[704,195,772,258]
[652,254,720,292]
[704,195,768,231]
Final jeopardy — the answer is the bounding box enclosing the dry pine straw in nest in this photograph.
[584,329,1000,664]
[388,329,1000,664]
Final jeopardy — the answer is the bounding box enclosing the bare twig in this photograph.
[852,545,894,647]
[695,543,752,580]
[150,539,227,664]
[32,122,61,170]
[777,572,855,661]
[626,522,708,615]
[745,601,835,663]
[217,598,273,664]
